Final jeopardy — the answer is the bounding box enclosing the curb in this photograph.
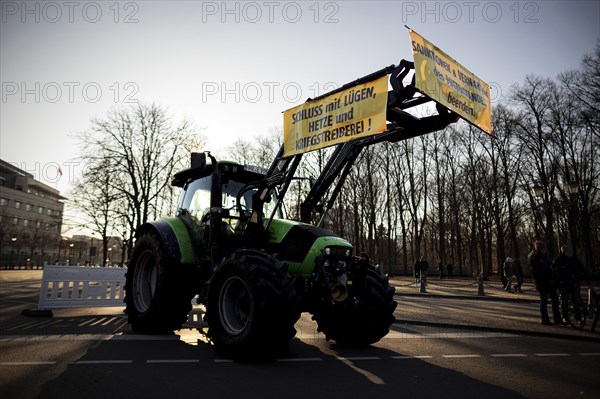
[394,319,600,343]
[395,292,539,304]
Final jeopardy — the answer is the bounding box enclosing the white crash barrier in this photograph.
[38,265,127,309]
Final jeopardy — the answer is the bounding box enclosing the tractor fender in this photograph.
[135,218,196,265]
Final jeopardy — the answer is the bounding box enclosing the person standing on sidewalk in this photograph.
[420,257,429,286]
[553,245,587,288]
[446,262,453,279]
[500,258,508,288]
[513,257,524,293]
[414,258,421,286]
[529,240,564,325]
[552,244,587,321]
[503,257,514,291]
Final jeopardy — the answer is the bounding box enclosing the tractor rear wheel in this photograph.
[125,232,195,334]
[205,250,301,359]
[312,264,397,346]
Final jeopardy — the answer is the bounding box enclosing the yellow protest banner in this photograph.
[283,75,388,157]
[409,28,493,136]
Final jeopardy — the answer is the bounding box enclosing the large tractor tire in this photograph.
[205,250,301,359]
[312,264,397,346]
[125,232,195,334]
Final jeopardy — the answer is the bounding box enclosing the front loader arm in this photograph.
[247,59,459,234]
[300,106,457,225]
[300,60,458,225]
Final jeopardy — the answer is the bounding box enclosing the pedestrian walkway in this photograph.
[389,275,599,341]
[391,275,539,301]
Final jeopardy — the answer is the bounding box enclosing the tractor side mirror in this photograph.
[191,153,206,169]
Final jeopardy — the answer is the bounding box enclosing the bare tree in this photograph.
[224,128,283,169]
[69,158,117,266]
[492,104,525,260]
[71,103,204,259]
[429,130,448,271]
[560,41,600,130]
[558,43,600,268]
[441,126,465,275]
[511,76,561,256]
[393,135,430,265]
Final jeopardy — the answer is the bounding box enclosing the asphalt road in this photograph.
[1,270,599,399]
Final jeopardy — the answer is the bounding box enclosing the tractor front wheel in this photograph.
[205,250,301,359]
[312,264,397,346]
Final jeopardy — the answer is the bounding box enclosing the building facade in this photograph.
[0,159,65,267]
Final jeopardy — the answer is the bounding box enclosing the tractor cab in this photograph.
[172,153,282,260]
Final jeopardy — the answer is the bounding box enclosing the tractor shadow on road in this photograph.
[3,310,528,398]
[31,332,528,399]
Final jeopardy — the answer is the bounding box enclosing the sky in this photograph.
[1,0,599,199]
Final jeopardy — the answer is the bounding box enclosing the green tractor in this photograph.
[124,61,459,358]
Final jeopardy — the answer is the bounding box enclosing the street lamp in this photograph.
[10,236,18,267]
[531,183,544,198]
[566,181,585,273]
[568,181,580,194]
[107,247,113,266]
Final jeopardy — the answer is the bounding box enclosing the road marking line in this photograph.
[7,321,40,330]
[73,360,133,364]
[3,352,594,366]
[384,331,517,339]
[1,331,519,342]
[0,334,181,342]
[490,354,527,357]
[534,353,571,357]
[0,361,56,366]
[146,359,200,364]
[442,355,481,358]
[110,334,180,341]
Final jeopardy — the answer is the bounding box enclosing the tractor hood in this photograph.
[266,219,352,275]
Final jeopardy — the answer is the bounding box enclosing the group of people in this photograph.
[437,262,454,279]
[528,240,587,326]
[415,241,587,327]
[415,257,456,285]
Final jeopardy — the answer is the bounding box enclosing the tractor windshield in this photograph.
[178,174,283,225]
